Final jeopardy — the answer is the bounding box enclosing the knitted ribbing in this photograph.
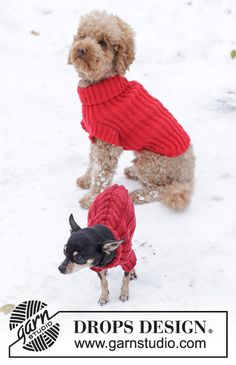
[78,75,190,157]
[88,185,137,272]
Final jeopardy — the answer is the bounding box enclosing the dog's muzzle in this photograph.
[58,265,66,274]
[58,259,69,274]
[77,48,87,58]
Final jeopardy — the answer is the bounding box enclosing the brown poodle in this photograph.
[68,11,195,210]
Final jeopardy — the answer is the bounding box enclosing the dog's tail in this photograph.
[158,180,193,210]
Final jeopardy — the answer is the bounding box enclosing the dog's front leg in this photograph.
[79,140,123,209]
[119,271,131,302]
[76,143,94,190]
[97,270,109,305]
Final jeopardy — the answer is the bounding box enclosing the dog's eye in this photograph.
[63,244,67,256]
[98,40,106,48]
[73,254,86,265]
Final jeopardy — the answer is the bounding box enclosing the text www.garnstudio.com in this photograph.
[74,338,206,351]
[68,317,227,357]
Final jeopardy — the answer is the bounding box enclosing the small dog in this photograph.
[69,11,195,210]
[58,185,137,304]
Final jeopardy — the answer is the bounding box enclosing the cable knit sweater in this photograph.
[78,75,190,157]
[88,184,137,272]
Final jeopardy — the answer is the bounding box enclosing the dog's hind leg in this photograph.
[124,156,139,180]
[130,185,160,204]
[130,147,195,209]
[124,166,138,180]
[130,181,193,210]
[97,270,109,305]
[76,143,94,189]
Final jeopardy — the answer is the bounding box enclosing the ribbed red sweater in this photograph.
[78,75,190,157]
[88,184,137,272]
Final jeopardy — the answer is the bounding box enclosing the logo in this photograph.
[9,300,60,352]
[9,309,227,358]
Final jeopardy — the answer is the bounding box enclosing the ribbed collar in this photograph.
[78,75,129,105]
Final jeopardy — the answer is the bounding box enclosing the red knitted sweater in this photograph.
[78,75,190,157]
[88,185,137,272]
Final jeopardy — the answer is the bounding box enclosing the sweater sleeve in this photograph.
[91,123,120,146]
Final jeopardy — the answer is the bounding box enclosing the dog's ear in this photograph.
[67,35,77,65]
[69,214,81,232]
[102,239,124,254]
[113,17,135,74]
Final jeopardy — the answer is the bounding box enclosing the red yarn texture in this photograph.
[78,75,190,157]
[88,185,137,272]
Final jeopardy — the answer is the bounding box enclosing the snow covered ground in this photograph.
[1,0,236,363]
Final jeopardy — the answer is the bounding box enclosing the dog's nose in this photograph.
[77,48,86,58]
[58,265,66,274]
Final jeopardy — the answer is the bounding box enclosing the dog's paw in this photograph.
[98,296,109,305]
[79,194,96,209]
[76,175,91,190]
[119,292,129,302]
[130,190,146,204]
[124,167,138,180]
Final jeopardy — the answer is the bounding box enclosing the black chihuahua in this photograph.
[58,185,137,305]
[58,214,137,304]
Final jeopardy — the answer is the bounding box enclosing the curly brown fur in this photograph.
[78,139,123,209]
[70,11,195,210]
[128,146,195,209]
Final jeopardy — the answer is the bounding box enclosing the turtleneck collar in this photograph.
[77,75,129,105]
